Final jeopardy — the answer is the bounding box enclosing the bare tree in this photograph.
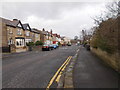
[92,1,119,27]
[105,1,119,18]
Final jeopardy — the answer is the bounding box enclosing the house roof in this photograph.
[57,35,61,38]
[31,28,40,34]
[23,23,31,31]
[53,34,58,37]
[0,17,24,29]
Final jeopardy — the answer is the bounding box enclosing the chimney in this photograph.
[42,28,45,31]
[50,29,52,34]
[13,19,18,21]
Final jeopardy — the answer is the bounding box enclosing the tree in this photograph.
[92,1,119,27]
[105,1,119,18]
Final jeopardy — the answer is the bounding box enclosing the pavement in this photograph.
[2,45,79,88]
[73,46,119,88]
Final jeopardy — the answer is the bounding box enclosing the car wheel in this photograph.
[48,48,50,51]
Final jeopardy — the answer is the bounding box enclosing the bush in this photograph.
[26,42,34,46]
[91,34,114,54]
[58,42,61,45]
[35,41,43,46]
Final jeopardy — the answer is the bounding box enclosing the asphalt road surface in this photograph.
[3,45,79,88]
[73,46,119,88]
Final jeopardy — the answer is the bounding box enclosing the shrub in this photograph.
[26,42,34,46]
[35,41,43,46]
[91,33,114,54]
[58,42,61,45]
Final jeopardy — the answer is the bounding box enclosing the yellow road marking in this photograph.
[46,56,72,90]
[56,56,72,83]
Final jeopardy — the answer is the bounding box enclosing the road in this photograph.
[2,45,79,88]
[73,46,119,88]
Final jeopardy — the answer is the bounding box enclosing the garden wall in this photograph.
[91,47,120,73]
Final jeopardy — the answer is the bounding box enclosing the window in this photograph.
[17,29,22,35]
[16,39,25,46]
[8,38,14,45]
[32,33,34,37]
[9,29,13,34]
[7,28,13,34]
[35,34,38,37]
[26,31,30,36]
[25,39,32,43]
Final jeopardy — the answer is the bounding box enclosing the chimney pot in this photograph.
[13,19,18,21]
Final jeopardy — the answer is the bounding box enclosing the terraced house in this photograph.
[41,28,49,44]
[0,17,41,53]
[23,23,32,44]
[1,17,63,53]
[31,28,40,42]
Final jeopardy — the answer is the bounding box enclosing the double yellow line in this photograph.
[46,56,72,90]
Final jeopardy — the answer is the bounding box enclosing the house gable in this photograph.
[23,24,31,31]
[27,26,29,30]
[26,24,31,31]
[17,22,22,28]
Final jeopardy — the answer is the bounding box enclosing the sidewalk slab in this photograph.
[73,46,119,88]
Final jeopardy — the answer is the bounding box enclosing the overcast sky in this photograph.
[0,0,114,39]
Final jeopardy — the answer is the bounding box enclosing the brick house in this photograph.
[0,17,26,53]
[48,30,53,42]
[52,33,59,44]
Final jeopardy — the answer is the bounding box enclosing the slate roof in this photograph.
[53,34,58,37]
[31,28,40,34]
[0,17,24,29]
[22,23,31,31]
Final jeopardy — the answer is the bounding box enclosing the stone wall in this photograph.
[26,46,42,51]
[91,47,120,73]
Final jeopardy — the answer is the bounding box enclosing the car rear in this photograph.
[42,44,50,51]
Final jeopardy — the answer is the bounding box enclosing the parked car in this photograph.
[42,44,53,51]
[52,44,59,49]
[86,44,90,51]
[67,43,71,46]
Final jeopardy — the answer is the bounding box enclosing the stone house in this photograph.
[23,23,32,45]
[40,28,49,44]
[0,17,26,53]
[31,28,40,42]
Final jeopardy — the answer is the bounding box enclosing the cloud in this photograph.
[1,2,108,38]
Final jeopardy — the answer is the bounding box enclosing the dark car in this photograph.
[67,43,71,46]
[42,44,53,51]
[86,44,90,51]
